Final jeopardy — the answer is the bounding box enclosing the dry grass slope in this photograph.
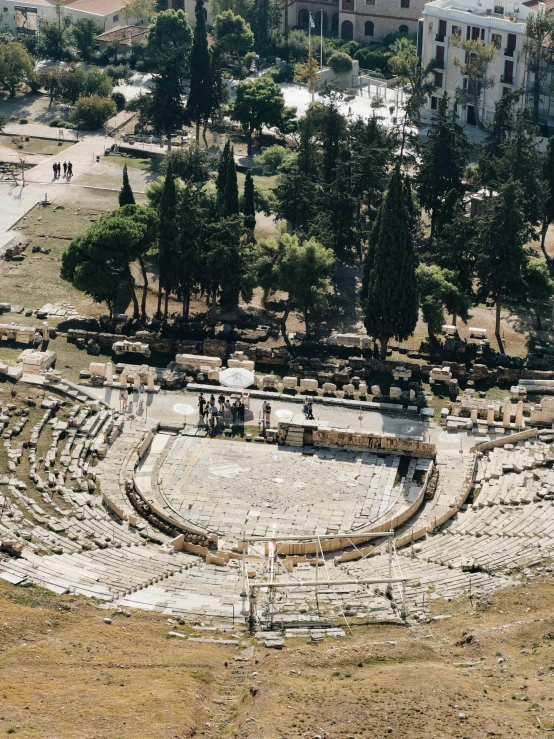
[1,575,554,738]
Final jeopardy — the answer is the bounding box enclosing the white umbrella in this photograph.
[173,403,195,415]
[219,367,255,388]
[275,408,294,420]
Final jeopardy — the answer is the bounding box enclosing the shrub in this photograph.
[267,61,295,83]
[19,118,28,124]
[341,40,361,57]
[243,51,256,71]
[70,96,116,130]
[111,91,126,112]
[105,63,132,83]
[49,118,62,127]
[383,30,416,48]
[254,144,296,174]
[355,48,390,73]
[327,52,353,74]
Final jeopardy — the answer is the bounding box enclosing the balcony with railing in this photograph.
[435,33,445,42]
[501,73,514,84]
[504,48,514,56]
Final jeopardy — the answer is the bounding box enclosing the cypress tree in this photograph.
[186,0,213,143]
[540,135,554,259]
[243,170,256,232]
[361,164,418,359]
[224,147,239,216]
[118,164,135,207]
[157,161,178,318]
[216,140,231,199]
[417,92,468,242]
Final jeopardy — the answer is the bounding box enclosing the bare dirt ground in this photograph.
[1,572,553,739]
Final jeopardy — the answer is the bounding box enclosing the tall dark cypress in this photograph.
[157,161,178,318]
[118,164,135,207]
[186,0,213,143]
[224,147,239,216]
[243,170,256,232]
[361,164,418,359]
[216,140,231,199]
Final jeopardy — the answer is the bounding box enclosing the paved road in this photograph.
[84,385,481,455]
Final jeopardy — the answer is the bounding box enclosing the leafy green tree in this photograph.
[39,9,72,60]
[146,10,192,148]
[248,0,280,54]
[214,10,254,54]
[38,67,63,106]
[198,216,250,331]
[524,258,554,330]
[73,18,102,62]
[540,136,554,259]
[361,164,418,359]
[417,92,469,241]
[274,164,318,231]
[496,110,545,238]
[70,96,116,129]
[0,41,35,97]
[243,170,256,232]
[187,0,213,143]
[387,36,436,125]
[523,9,554,126]
[60,67,86,103]
[61,205,157,319]
[477,90,521,191]
[232,74,293,154]
[224,146,240,216]
[254,225,335,343]
[164,143,215,184]
[119,164,136,207]
[451,35,495,130]
[83,67,113,98]
[474,181,528,344]
[211,0,253,20]
[122,0,156,24]
[416,264,470,341]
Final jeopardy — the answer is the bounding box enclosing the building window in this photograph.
[112,13,118,20]
[434,71,443,87]
[494,4,504,13]
[399,24,408,33]
[430,96,438,110]
[452,24,461,36]
[364,20,374,36]
[401,0,410,7]
[491,32,502,49]
[366,0,375,4]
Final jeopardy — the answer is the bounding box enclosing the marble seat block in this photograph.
[282,376,298,389]
[322,382,337,393]
[299,378,318,392]
[389,386,402,400]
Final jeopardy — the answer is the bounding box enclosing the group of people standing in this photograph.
[52,161,73,179]
[198,393,245,429]
[120,384,145,412]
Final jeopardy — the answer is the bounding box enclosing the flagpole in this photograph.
[308,13,313,102]
[320,8,323,68]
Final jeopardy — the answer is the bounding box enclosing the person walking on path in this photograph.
[67,161,73,178]
[224,399,232,426]
[63,162,67,177]
[307,401,314,420]
[52,162,57,179]
[198,393,205,420]
[239,400,245,424]
[121,388,128,412]
[218,393,225,413]
[264,401,271,428]
[303,397,309,418]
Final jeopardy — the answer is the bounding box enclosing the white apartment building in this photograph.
[419,0,542,126]
[1,0,137,35]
